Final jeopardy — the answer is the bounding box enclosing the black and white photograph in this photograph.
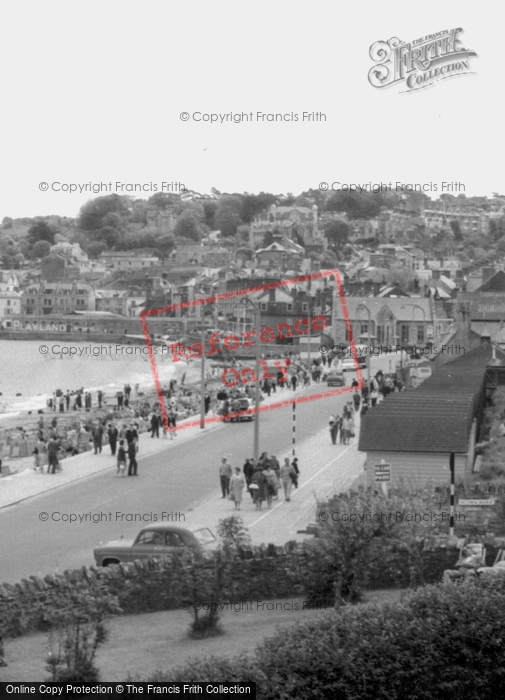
[0,1,504,697]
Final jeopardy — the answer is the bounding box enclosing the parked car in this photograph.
[326,370,345,387]
[93,524,218,567]
[225,397,255,422]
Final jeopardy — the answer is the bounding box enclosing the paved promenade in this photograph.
[0,387,367,545]
[188,413,366,545]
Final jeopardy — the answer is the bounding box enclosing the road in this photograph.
[0,381,354,583]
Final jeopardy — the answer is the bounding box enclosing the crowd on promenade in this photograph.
[218,452,300,511]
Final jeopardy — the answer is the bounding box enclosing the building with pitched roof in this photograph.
[358,342,505,486]
[332,295,437,347]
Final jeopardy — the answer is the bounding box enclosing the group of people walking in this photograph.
[329,401,356,445]
[219,453,300,510]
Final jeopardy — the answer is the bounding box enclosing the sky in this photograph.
[0,1,502,221]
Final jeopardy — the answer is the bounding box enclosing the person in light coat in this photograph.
[229,467,245,510]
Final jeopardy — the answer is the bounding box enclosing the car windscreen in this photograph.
[193,528,217,545]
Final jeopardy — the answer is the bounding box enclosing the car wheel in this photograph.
[102,558,120,567]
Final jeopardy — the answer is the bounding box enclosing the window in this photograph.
[165,532,184,547]
[417,325,425,343]
[286,303,293,312]
[376,325,384,344]
[302,302,309,312]
[137,531,163,546]
[401,324,409,344]
[360,322,369,335]
[260,302,268,311]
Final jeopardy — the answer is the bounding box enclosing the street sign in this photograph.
[458,499,495,507]
[375,464,391,482]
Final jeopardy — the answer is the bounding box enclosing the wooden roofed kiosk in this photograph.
[358,341,505,488]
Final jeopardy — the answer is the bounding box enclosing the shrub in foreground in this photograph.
[143,577,505,699]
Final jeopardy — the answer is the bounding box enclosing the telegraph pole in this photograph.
[200,327,205,429]
[253,306,260,462]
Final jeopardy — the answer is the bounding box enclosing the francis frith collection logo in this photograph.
[368,28,477,92]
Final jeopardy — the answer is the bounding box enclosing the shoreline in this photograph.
[0,358,218,463]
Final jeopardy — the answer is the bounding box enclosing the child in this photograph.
[33,447,42,472]
[116,439,127,476]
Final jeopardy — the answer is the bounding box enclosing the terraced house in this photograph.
[21,281,96,315]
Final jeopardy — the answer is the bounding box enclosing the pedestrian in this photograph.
[341,416,350,445]
[347,414,355,443]
[116,439,127,476]
[92,422,103,454]
[280,457,295,502]
[150,412,160,438]
[250,466,267,510]
[97,390,103,409]
[353,392,361,412]
[291,457,300,488]
[127,439,138,476]
[108,423,118,455]
[47,437,59,474]
[219,457,232,498]
[59,395,65,413]
[329,415,338,444]
[290,374,298,391]
[167,405,178,438]
[125,422,138,447]
[116,391,124,410]
[65,390,70,411]
[33,447,42,471]
[263,463,278,508]
[243,458,254,498]
[229,466,245,510]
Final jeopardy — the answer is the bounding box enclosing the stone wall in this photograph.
[0,543,307,639]
[3,537,503,640]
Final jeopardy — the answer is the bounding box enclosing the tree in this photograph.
[449,220,463,241]
[147,192,180,210]
[306,483,445,605]
[27,220,56,245]
[78,194,130,231]
[31,240,52,259]
[262,231,274,248]
[86,241,108,259]
[236,225,251,246]
[241,193,277,223]
[325,191,380,219]
[97,226,121,248]
[214,196,243,237]
[202,200,218,229]
[174,212,203,242]
[321,217,350,250]
[156,234,176,258]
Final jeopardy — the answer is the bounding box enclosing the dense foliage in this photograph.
[143,576,505,699]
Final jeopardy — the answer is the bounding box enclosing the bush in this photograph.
[144,577,505,699]
[44,587,120,683]
[305,484,445,605]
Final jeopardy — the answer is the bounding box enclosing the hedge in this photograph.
[144,576,505,700]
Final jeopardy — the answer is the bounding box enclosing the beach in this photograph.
[0,340,181,417]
